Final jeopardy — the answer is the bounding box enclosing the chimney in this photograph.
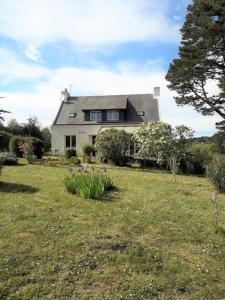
[154,87,160,98]
[61,88,70,102]
[153,87,161,121]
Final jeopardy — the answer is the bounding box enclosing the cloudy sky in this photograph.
[0,0,221,135]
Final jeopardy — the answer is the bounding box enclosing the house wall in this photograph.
[51,124,102,156]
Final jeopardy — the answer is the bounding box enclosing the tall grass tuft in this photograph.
[64,166,113,199]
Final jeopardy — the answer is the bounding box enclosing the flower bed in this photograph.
[65,166,113,199]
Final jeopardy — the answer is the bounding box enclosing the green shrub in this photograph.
[0,152,18,165]
[0,131,11,151]
[65,166,113,199]
[82,144,93,155]
[179,153,205,175]
[207,155,225,193]
[68,156,81,165]
[95,129,130,166]
[82,144,93,163]
[31,138,44,159]
[43,141,51,153]
[65,148,76,159]
[189,143,214,167]
[179,143,215,175]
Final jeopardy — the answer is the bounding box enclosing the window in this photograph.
[90,111,102,121]
[65,135,76,148]
[137,111,145,116]
[69,113,76,118]
[107,110,119,121]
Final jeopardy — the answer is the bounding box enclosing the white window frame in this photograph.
[107,110,119,121]
[90,111,102,121]
[65,135,76,148]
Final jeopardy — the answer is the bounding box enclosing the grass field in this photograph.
[1,161,225,299]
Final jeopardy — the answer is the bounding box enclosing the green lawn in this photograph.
[1,161,225,299]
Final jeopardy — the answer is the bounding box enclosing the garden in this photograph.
[1,124,225,299]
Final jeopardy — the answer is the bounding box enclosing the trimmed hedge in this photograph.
[0,131,12,151]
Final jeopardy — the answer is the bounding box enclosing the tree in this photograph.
[7,119,23,135]
[22,116,42,139]
[133,122,194,179]
[169,125,194,182]
[212,130,225,154]
[133,122,174,166]
[95,129,130,165]
[166,0,225,128]
[41,127,51,142]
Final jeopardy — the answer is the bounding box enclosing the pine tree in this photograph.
[166,0,225,128]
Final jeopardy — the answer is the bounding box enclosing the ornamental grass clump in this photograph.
[64,166,113,199]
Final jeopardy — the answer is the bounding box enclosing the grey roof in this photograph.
[53,94,159,125]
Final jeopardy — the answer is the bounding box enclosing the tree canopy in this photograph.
[166,0,225,128]
[133,122,194,166]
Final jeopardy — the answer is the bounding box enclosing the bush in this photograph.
[95,129,130,166]
[179,143,215,175]
[179,153,205,175]
[82,144,93,155]
[0,152,18,165]
[68,156,81,165]
[65,148,76,159]
[43,141,51,153]
[0,131,11,151]
[9,136,26,157]
[65,166,113,199]
[82,144,93,163]
[9,136,44,159]
[207,155,225,193]
[31,138,44,159]
[23,141,35,164]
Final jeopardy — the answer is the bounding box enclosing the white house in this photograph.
[51,88,160,155]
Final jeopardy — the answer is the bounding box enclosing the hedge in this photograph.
[0,131,12,151]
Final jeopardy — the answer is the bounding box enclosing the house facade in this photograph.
[51,88,160,155]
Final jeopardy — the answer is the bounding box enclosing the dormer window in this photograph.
[107,110,119,121]
[69,113,76,118]
[90,111,102,121]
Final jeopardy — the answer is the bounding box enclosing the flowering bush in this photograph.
[64,166,113,199]
[18,141,34,164]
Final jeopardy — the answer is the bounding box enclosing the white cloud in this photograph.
[0,0,180,48]
[24,44,41,62]
[1,53,220,135]
[0,48,50,84]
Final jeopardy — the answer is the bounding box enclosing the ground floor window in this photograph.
[65,135,76,148]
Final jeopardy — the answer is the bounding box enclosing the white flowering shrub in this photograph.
[133,122,194,172]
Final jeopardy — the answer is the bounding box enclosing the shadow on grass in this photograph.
[99,186,120,202]
[0,181,39,194]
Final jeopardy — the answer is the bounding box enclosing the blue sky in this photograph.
[0,0,221,135]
